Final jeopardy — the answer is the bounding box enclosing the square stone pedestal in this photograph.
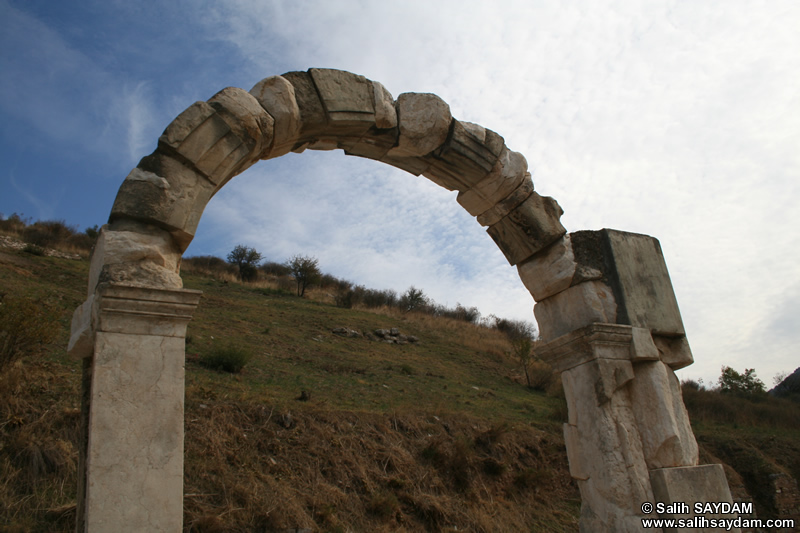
[70,283,201,532]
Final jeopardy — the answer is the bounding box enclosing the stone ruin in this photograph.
[68,68,737,532]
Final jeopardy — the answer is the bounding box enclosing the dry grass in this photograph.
[182,401,579,532]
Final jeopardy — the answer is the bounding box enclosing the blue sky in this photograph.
[1,0,798,386]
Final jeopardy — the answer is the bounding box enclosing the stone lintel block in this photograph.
[456,148,528,216]
[387,92,452,157]
[517,234,576,302]
[310,68,375,132]
[487,192,566,266]
[281,70,329,137]
[94,283,202,338]
[650,464,740,533]
[250,75,302,158]
[654,334,694,369]
[477,175,534,227]
[380,154,431,176]
[420,120,503,191]
[630,361,699,469]
[571,229,686,336]
[68,295,95,359]
[372,81,398,129]
[110,152,216,251]
[534,280,617,342]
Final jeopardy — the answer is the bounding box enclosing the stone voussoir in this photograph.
[456,147,528,216]
[421,119,504,191]
[310,68,376,131]
[110,150,216,251]
[250,75,302,158]
[387,92,452,158]
[281,70,329,138]
[487,191,567,266]
[478,174,534,227]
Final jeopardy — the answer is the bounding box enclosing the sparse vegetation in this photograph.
[1,214,799,531]
[0,295,60,372]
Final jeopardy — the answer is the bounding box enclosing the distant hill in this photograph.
[770,366,800,401]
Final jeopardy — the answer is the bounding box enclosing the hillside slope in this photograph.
[1,244,798,532]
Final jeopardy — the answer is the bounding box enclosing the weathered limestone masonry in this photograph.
[68,68,733,532]
[530,231,738,531]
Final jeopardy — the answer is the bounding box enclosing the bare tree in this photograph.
[286,255,321,297]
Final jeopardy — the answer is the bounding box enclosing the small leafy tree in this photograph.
[286,254,321,297]
[494,318,549,389]
[717,366,766,396]
[399,286,428,312]
[227,245,263,282]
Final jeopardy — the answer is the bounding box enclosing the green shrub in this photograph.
[199,342,253,373]
[22,243,45,256]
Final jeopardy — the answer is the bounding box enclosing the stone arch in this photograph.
[69,69,736,532]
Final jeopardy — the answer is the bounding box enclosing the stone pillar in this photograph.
[539,324,658,532]
[69,283,201,532]
[525,228,734,531]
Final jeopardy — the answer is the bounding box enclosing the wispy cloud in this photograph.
[1,0,798,386]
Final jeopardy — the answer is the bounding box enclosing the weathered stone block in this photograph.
[110,151,216,250]
[421,119,503,191]
[281,70,328,137]
[83,284,201,533]
[250,75,302,158]
[87,224,183,295]
[571,229,686,336]
[207,87,273,171]
[630,361,698,469]
[559,357,656,532]
[476,175,534,226]
[372,81,397,129]
[387,92,452,157]
[650,464,740,533]
[563,423,589,480]
[534,281,617,341]
[158,94,263,186]
[653,334,694,370]
[487,191,566,266]
[310,68,375,133]
[342,127,399,161]
[630,327,660,362]
[68,295,95,359]
[456,148,528,216]
[538,323,634,374]
[517,234,576,301]
[380,154,431,176]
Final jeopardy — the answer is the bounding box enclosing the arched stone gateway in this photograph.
[68,69,737,532]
